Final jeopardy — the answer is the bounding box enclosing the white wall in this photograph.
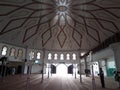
[107,57,116,68]
[92,47,114,61]
[31,64,42,74]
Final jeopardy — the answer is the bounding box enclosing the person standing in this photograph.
[98,68,105,88]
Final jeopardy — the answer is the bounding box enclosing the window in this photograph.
[66,54,70,60]
[48,53,52,60]
[32,52,35,59]
[60,54,64,60]
[29,51,34,60]
[10,48,16,56]
[17,49,23,57]
[54,53,58,60]
[1,46,7,56]
[34,60,39,64]
[81,52,85,56]
[37,52,41,59]
[72,53,76,60]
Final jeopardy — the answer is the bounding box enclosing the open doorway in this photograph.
[56,64,67,76]
[51,64,56,74]
[68,65,73,74]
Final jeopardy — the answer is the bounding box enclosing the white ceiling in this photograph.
[0,0,120,52]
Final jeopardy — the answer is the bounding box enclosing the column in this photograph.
[47,64,50,78]
[98,59,108,76]
[104,59,108,76]
[74,64,77,79]
[79,60,82,83]
[84,57,89,77]
[41,48,45,82]
[110,42,120,72]
[51,64,52,76]
[110,42,120,88]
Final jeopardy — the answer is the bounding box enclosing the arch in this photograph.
[54,53,58,60]
[10,48,16,56]
[66,53,70,60]
[17,49,23,58]
[51,64,56,74]
[60,54,64,60]
[48,53,52,60]
[29,51,35,60]
[56,64,67,75]
[68,64,73,74]
[1,46,8,56]
[36,52,41,59]
[72,53,76,60]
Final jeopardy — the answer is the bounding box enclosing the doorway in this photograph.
[51,64,56,74]
[56,64,67,76]
[68,65,73,74]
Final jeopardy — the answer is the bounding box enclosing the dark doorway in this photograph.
[17,65,22,74]
[68,65,73,74]
[51,64,56,74]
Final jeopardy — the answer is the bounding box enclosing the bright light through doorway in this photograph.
[57,64,67,76]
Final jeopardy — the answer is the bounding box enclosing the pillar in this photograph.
[110,42,120,72]
[104,59,108,76]
[98,59,108,76]
[41,48,45,82]
[110,43,120,88]
[84,57,89,77]
[47,64,50,78]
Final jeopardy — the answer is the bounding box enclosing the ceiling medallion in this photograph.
[56,0,69,15]
[58,5,68,12]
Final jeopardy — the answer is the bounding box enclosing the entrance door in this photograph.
[17,65,22,74]
[56,64,67,75]
[68,65,73,74]
[51,64,56,74]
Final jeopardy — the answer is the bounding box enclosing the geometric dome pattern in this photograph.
[0,0,120,51]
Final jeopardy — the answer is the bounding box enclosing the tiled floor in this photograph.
[0,74,119,90]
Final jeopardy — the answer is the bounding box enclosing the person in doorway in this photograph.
[98,68,105,88]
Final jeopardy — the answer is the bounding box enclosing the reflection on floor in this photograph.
[0,74,119,90]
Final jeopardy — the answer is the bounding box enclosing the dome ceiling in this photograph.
[0,0,120,51]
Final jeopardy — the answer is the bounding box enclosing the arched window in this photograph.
[66,54,70,60]
[72,53,76,60]
[29,51,34,60]
[60,54,64,60]
[54,53,58,60]
[1,46,8,56]
[10,48,16,56]
[48,53,52,60]
[17,49,23,58]
[32,51,35,59]
[81,52,85,56]
[37,52,41,59]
